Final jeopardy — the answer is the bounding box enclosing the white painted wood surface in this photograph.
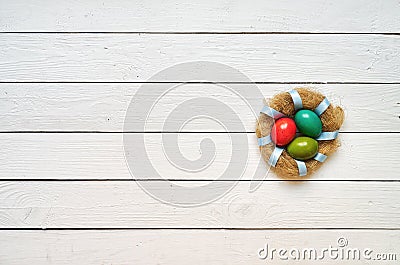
[1,34,400,82]
[1,0,400,33]
[0,133,398,180]
[1,181,399,228]
[1,0,400,263]
[1,84,399,132]
[0,230,398,265]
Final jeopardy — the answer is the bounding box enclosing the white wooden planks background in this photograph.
[1,0,400,33]
[0,133,399,180]
[0,0,400,264]
[0,181,399,228]
[0,84,398,132]
[0,230,399,265]
[1,34,399,82]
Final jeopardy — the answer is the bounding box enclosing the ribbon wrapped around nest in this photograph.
[255,88,345,179]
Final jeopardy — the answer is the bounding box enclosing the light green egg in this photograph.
[287,136,319,161]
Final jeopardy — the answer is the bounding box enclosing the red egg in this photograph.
[271,117,297,146]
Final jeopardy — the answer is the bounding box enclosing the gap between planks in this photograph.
[0,227,399,231]
[1,32,400,35]
[0,132,398,134]
[1,81,400,84]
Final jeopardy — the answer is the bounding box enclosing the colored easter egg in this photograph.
[294,110,322,138]
[287,136,318,160]
[271,117,297,146]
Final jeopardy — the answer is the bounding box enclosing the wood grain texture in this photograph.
[1,0,400,33]
[0,133,398,180]
[1,84,399,132]
[1,34,400,82]
[0,181,399,228]
[0,230,398,264]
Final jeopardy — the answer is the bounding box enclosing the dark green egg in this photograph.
[287,136,318,160]
[294,110,322,138]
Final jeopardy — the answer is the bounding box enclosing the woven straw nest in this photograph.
[255,88,345,179]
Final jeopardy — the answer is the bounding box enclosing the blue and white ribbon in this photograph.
[294,153,328,176]
[316,130,339,140]
[260,106,285,119]
[258,135,272,146]
[313,152,327,162]
[289,90,303,111]
[314,98,330,116]
[294,159,307,176]
[268,147,284,167]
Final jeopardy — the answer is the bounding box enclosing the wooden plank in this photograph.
[0,229,398,264]
[0,133,398,180]
[1,0,399,33]
[0,181,399,228]
[0,84,399,132]
[1,34,399,82]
